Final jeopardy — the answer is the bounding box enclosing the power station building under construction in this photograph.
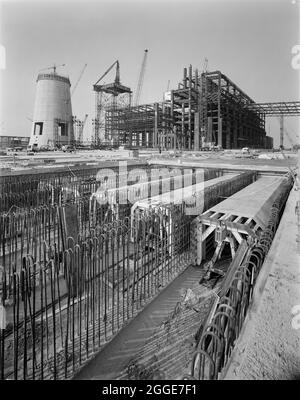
[28,60,300,151]
[93,64,274,150]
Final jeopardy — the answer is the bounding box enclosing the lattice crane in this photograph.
[94,60,120,87]
[71,63,87,97]
[134,49,148,106]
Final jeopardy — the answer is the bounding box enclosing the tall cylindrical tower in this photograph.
[29,71,74,149]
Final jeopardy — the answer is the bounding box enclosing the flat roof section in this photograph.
[204,176,286,230]
[134,173,237,210]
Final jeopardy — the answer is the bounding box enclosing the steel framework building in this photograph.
[170,66,268,150]
[98,65,280,150]
[105,102,173,147]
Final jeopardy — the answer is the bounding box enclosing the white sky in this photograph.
[0,0,299,147]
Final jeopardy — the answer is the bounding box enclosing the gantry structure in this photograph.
[245,101,300,148]
[92,61,132,146]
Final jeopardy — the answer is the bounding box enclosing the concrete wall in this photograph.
[29,73,73,148]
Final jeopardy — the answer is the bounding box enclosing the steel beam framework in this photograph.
[92,82,132,147]
[246,101,300,116]
[105,103,173,148]
[101,66,276,150]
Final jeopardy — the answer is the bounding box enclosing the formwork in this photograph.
[184,174,293,381]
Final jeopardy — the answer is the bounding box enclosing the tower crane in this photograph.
[65,64,87,105]
[93,60,120,87]
[134,49,148,106]
[71,63,87,97]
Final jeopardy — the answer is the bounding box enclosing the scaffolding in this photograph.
[92,61,132,147]
[105,102,173,148]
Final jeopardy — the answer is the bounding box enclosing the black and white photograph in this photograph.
[0,0,299,387]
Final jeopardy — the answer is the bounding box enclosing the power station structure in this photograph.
[95,64,274,150]
[28,60,300,150]
[29,65,74,149]
[92,62,300,150]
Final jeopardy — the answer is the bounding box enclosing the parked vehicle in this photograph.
[241,147,250,154]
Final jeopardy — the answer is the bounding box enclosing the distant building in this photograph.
[0,135,30,150]
[29,71,74,149]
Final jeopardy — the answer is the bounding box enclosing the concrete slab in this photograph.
[134,173,237,211]
[149,158,294,175]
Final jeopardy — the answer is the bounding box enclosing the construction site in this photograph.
[0,134,299,381]
[15,51,298,155]
[1,0,300,383]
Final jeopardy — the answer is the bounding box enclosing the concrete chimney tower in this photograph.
[29,68,74,149]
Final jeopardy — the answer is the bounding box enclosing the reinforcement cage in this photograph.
[0,171,255,380]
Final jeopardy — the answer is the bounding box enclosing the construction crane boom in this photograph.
[71,63,87,97]
[134,49,148,106]
[83,113,88,123]
[94,60,120,86]
[202,58,208,73]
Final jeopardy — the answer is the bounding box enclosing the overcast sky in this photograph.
[0,0,299,146]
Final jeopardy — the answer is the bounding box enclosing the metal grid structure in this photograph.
[92,61,132,147]
[200,71,267,149]
[104,65,274,150]
[171,68,267,150]
[246,101,300,116]
[245,101,300,148]
[0,168,255,380]
[105,102,173,148]
[171,65,200,150]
